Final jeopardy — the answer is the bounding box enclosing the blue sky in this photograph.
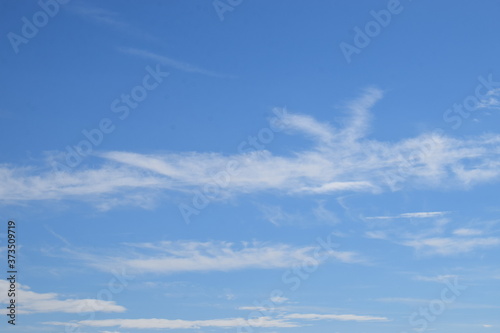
[1,0,500,332]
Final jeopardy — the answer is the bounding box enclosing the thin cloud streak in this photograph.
[284,313,390,322]
[414,274,459,283]
[402,236,500,256]
[69,3,162,44]
[45,317,298,329]
[120,47,233,78]
[44,311,390,329]
[366,211,449,220]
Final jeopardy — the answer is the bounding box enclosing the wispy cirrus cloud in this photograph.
[45,317,298,329]
[366,211,449,220]
[70,4,128,28]
[44,311,389,330]
[283,312,389,322]
[452,228,484,236]
[363,212,500,256]
[0,164,167,208]
[402,236,500,256]
[67,240,363,275]
[259,201,339,227]
[3,89,500,209]
[414,274,459,283]
[476,88,500,110]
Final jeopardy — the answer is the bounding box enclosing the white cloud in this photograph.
[284,313,389,322]
[70,4,128,28]
[4,89,500,208]
[365,216,498,256]
[259,205,300,226]
[400,212,448,218]
[270,296,289,304]
[278,112,336,144]
[402,237,500,256]
[259,201,339,227]
[414,274,459,283]
[238,306,272,312]
[364,231,388,239]
[299,181,377,194]
[338,86,382,143]
[45,317,298,329]
[0,164,167,207]
[476,88,500,110]
[0,281,125,314]
[44,311,390,330]
[312,201,339,224]
[453,228,484,236]
[366,211,448,220]
[74,240,362,275]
